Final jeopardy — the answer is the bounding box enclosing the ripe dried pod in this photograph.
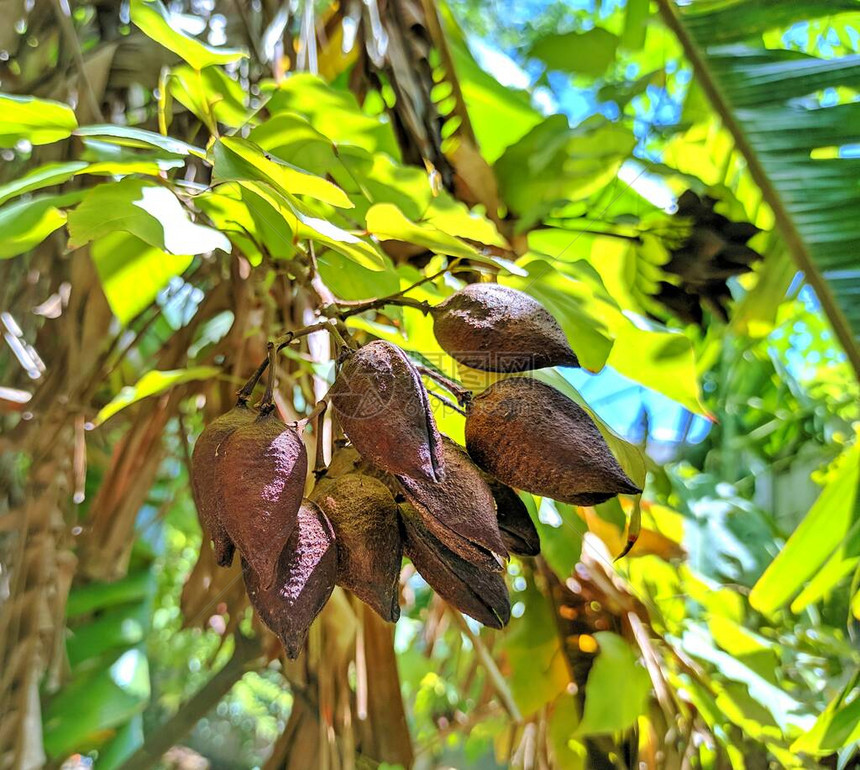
[396,437,507,570]
[243,500,337,659]
[219,409,308,589]
[311,474,402,622]
[400,504,510,629]
[191,403,255,567]
[465,378,641,504]
[329,341,444,481]
[482,474,540,557]
[431,284,579,372]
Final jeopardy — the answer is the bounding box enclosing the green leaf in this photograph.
[0,195,68,259]
[495,116,635,229]
[608,320,707,415]
[264,74,399,157]
[74,124,205,158]
[528,27,619,78]
[621,0,649,51]
[248,112,340,175]
[234,179,387,270]
[168,64,250,130]
[663,3,860,373]
[750,440,860,615]
[549,695,586,770]
[43,649,150,758]
[0,94,77,148]
[130,0,246,70]
[446,35,542,164]
[501,578,571,717]
[96,366,221,425]
[67,571,154,617]
[0,158,178,207]
[316,249,400,301]
[366,203,478,260]
[68,179,230,255]
[67,604,149,669]
[0,161,88,205]
[792,682,860,755]
[213,136,353,209]
[574,632,650,736]
[91,232,195,324]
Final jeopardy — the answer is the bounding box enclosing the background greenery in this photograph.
[1,0,858,768]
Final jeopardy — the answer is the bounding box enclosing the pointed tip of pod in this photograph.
[465,377,643,506]
[242,500,337,660]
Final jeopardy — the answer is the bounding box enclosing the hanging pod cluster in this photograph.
[191,390,333,658]
[191,283,642,656]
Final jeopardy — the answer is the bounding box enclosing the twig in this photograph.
[260,342,276,412]
[118,634,262,770]
[449,610,522,722]
[414,365,472,406]
[426,388,466,416]
[332,265,453,318]
[51,0,104,121]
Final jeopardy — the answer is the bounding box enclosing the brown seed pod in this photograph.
[482,474,540,557]
[400,505,510,629]
[396,437,507,570]
[219,409,308,589]
[311,474,402,622]
[431,284,579,372]
[465,378,641,504]
[243,500,337,659]
[329,341,444,482]
[191,404,255,567]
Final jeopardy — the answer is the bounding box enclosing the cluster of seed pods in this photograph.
[191,284,641,657]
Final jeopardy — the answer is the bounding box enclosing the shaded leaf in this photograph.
[574,632,650,736]
[96,366,221,424]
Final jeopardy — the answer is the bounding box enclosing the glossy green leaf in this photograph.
[168,64,250,129]
[68,179,230,255]
[91,232,194,324]
[264,74,399,156]
[213,136,353,208]
[0,94,77,148]
[74,124,205,158]
[608,320,707,415]
[792,682,860,754]
[446,35,542,163]
[750,440,860,614]
[130,0,246,70]
[529,27,619,78]
[574,632,650,736]
[67,605,149,668]
[366,203,478,259]
[248,112,340,175]
[0,161,88,205]
[96,366,221,425]
[0,195,68,259]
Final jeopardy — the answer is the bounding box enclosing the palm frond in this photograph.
[658,0,860,378]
